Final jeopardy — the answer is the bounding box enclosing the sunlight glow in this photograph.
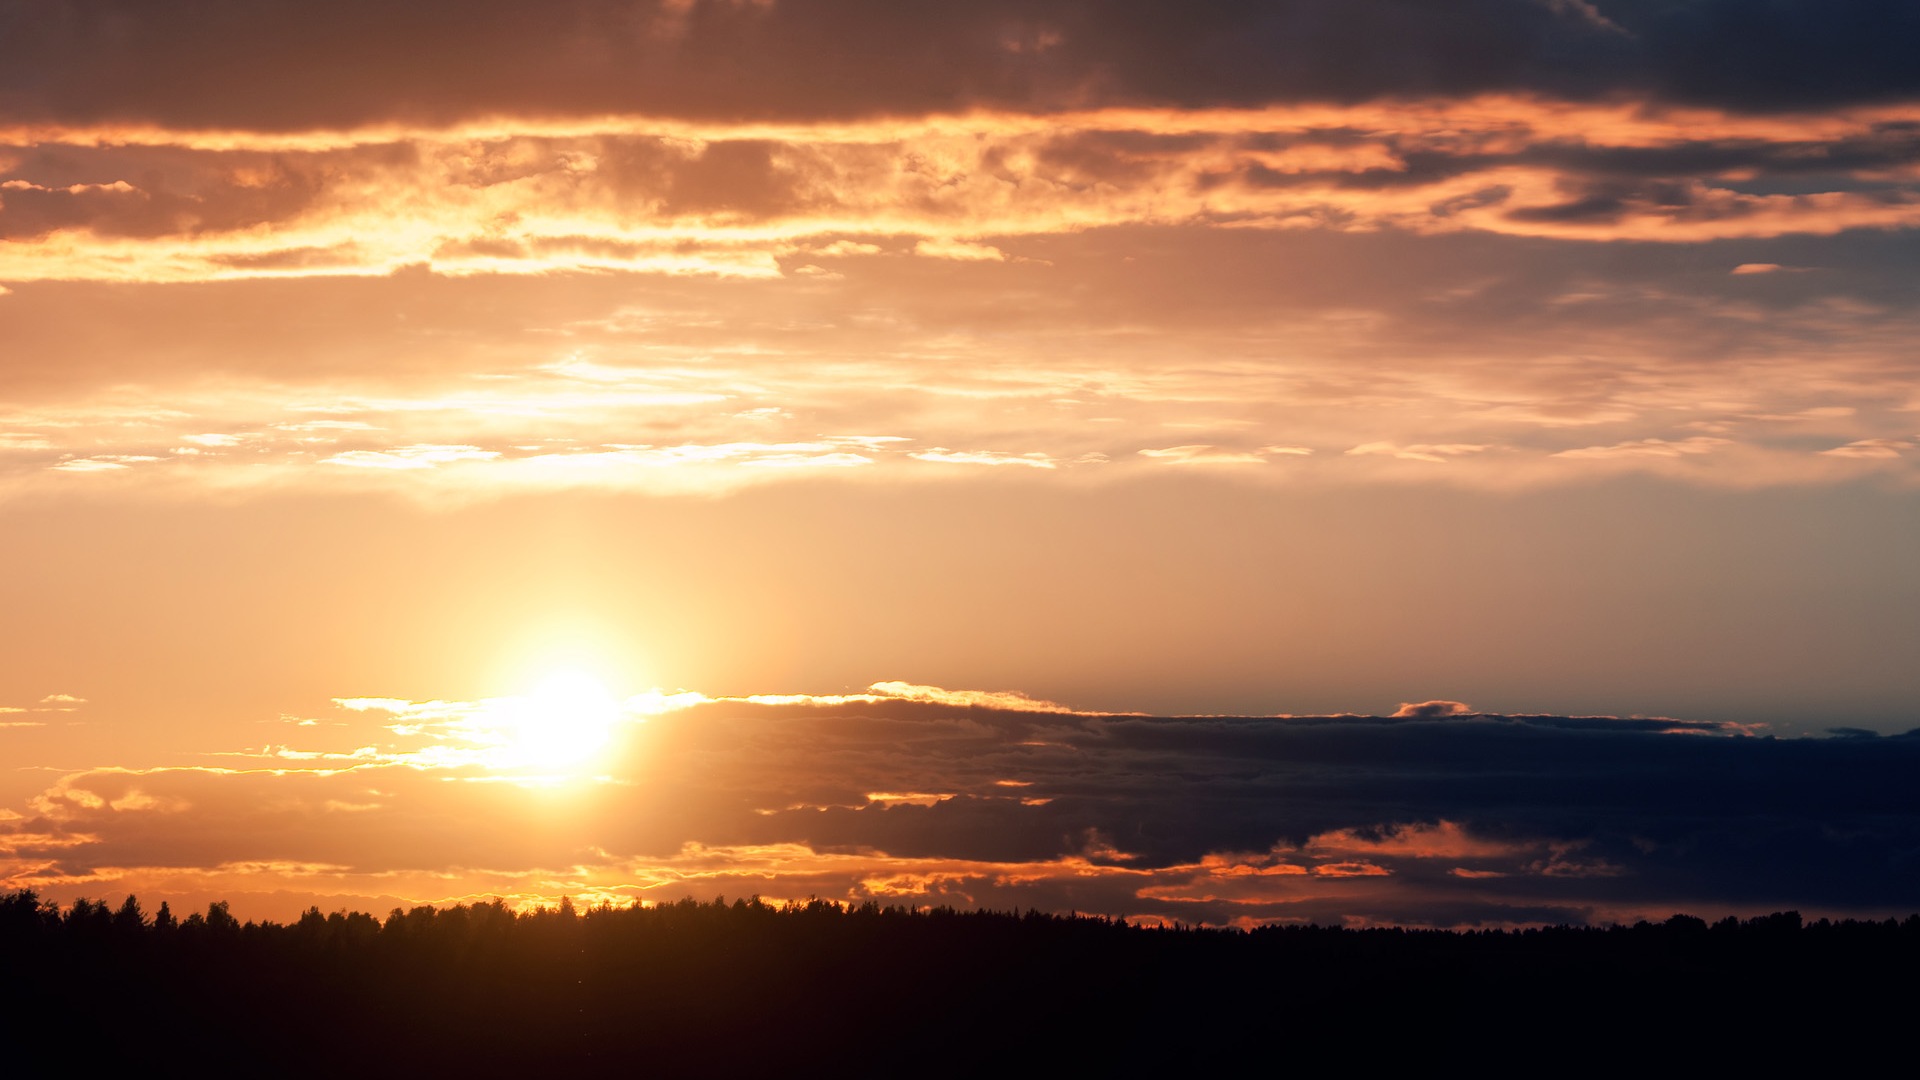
[494,671,622,771]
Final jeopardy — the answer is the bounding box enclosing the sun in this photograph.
[493,670,623,771]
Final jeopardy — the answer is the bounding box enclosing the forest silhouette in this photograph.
[4,890,1914,1072]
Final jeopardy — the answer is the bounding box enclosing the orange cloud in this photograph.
[8,98,1920,290]
[5,94,1920,504]
[1391,701,1475,719]
[1347,443,1494,464]
[1310,862,1393,878]
[1305,821,1527,861]
[1555,436,1735,460]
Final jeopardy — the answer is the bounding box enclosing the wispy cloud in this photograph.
[1554,436,1731,460]
[9,96,1920,290]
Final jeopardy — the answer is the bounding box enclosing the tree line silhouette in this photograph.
[4,890,1914,1072]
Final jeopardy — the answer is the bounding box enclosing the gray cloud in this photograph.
[2,2,1915,132]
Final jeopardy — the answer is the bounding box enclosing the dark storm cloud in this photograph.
[3,1,1916,131]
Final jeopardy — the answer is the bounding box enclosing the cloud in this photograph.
[1392,700,1474,719]
[913,239,1007,263]
[1311,861,1392,878]
[1138,445,1269,466]
[49,455,161,473]
[8,94,1920,293]
[807,240,884,258]
[1307,820,1527,861]
[321,445,501,470]
[1821,437,1914,459]
[8,687,1920,927]
[738,682,1085,714]
[908,448,1057,469]
[1553,436,1731,460]
[1347,442,1493,463]
[859,682,1079,713]
[6,1,1918,133]
[1534,0,1628,36]
[5,120,1920,505]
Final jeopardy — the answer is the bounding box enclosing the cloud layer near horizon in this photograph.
[6,687,1918,928]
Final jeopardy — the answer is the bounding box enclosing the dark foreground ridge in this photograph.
[5,891,1916,1073]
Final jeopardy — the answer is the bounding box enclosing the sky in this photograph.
[3,0,1918,928]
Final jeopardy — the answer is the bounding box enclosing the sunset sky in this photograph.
[4,1,1918,927]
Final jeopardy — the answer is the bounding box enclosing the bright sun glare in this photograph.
[493,671,623,771]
